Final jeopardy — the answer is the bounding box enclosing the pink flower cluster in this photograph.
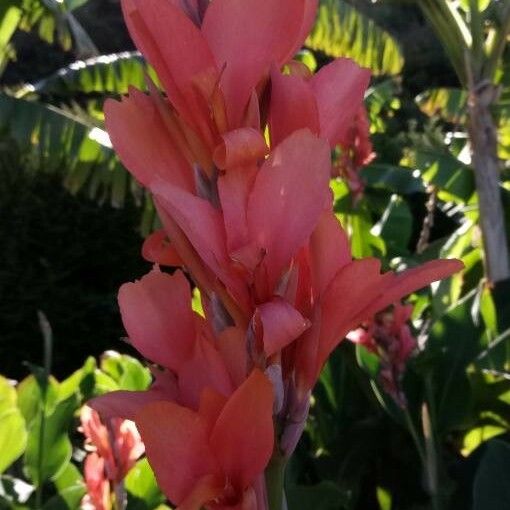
[90,0,463,508]
[80,406,144,510]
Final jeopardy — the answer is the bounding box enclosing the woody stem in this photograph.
[265,453,286,510]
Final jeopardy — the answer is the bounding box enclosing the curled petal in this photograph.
[258,298,310,357]
[213,128,268,170]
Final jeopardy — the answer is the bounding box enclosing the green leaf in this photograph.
[16,375,60,426]
[424,293,483,433]
[372,194,412,256]
[24,395,78,485]
[99,352,151,391]
[25,52,151,98]
[125,458,164,510]
[306,0,404,76]
[473,439,510,509]
[0,377,27,474]
[0,2,22,74]
[361,164,425,195]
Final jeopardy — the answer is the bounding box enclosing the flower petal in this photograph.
[136,401,220,505]
[310,58,371,147]
[269,68,319,147]
[309,211,351,296]
[247,129,331,290]
[142,230,183,267]
[202,0,306,127]
[118,268,195,370]
[122,0,218,143]
[210,369,274,490]
[213,128,268,170]
[104,90,193,191]
[258,298,310,356]
[177,335,234,410]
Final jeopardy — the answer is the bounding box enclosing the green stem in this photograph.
[265,454,286,510]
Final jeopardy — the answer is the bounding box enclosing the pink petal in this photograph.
[213,128,268,170]
[281,0,320,63]
[353,259,464,323]
[310,58,371,147]
[247,129,331,290]
[90,368,178,421]
[118,268,195,371]
[104,90,193,191]
[269,68,319,147]
[258,298,310,357]
[122,0,218,144]
[177,335,234,410]
[217,327,248,388]
[142,230,183,266]
[202,0,306,127]
[136,401,220,505]
[176,474,224,510]
[309,211,351,296]
[152,179,230,282]
[218,165,257,254]
[210,369,274,491]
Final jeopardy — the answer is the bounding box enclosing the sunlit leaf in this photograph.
[306,0,404,76]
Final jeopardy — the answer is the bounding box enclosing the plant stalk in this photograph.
[265,454,286,510]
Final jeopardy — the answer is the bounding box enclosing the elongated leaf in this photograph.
[24,52,150,98]
[0,2,22,74]
[306,0,404,75]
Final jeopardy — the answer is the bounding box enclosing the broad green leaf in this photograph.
[58,357,96,403]
[125,458,164,510]
[424,293,483,433]
[473,439,510,509]
[16,375,60,425]
[0,377,27,474]
[100,352,151,391]
[306,0,404,76]
[24,395,78,485]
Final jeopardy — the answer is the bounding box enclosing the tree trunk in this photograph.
[467,82,510,284]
